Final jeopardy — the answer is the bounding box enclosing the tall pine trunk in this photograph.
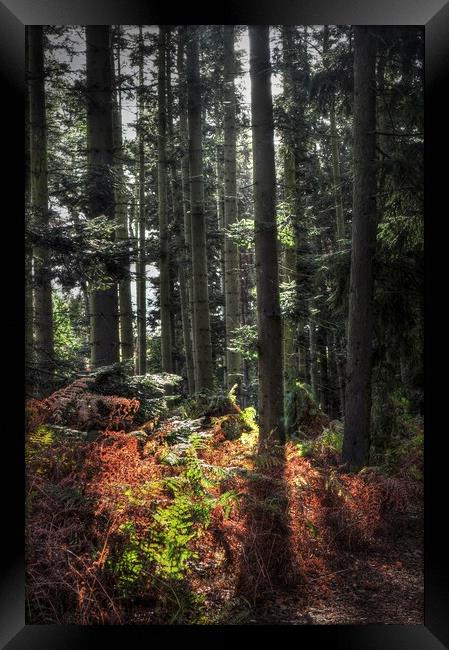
[158,25,173,372]
[167,30,195,392]
[323,26,345,249]
[186,27,214,391]
[223,25,241,392]
[309,316,319,401]
[136,26,147,375]
[86,25,120,369]
[281,27,298,432]
[342,26,377,471]
[177,28,196,391]
[113,26,134,363]
[249,26,284,445]
[282,150,297,425]
[318,327,329,412]
[216,140,228,388]
[28,26,54,392]
[330,101,345,248]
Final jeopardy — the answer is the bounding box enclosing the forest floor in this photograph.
[25,373,424,625]
[246,508,423,625]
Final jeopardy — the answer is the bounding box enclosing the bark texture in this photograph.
[136,26,147,374]
[112,27,134,363]
[28,25,54,389]
[86,25,120,369]
[342,26,377,471]
[177,27,196,391]
[186,27,214,391]
[249,26,284,445]
[158,25,173,372]
[223,25,241,391]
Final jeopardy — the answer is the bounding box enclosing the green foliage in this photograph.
[371,388,423,478]
[180,384,239,420]
[383,430,423,480]
[26,425,54,462]
[276,201,296,248]
[52,292,86,365]
[295,422,343,458]
[224,218,255,250]
[240,406,258,433]
[228,325,258,361]
[371,388,421,453]
[109,441,238,591]
[284,381,322,435]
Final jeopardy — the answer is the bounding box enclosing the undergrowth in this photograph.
[25,379,423,625]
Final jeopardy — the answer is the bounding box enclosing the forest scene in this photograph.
[25,24,424,625]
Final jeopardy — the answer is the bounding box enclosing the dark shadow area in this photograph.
[233,443,303,620]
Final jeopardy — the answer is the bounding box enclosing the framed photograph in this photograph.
[1,0,447,647]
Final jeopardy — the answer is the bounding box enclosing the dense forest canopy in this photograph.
[25,24,424,625]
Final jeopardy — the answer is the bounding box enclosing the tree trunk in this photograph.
[249,26,284,446]
[166,30,194,393]
[158,25,173,372]
[318,327,329,412]
[309,316,319,401]
[281,27,299,431]
[327,331,337,419]
[282,150,298,432]
[136,26,147,374]
[323,25,345,249]
[223,25,241,392]
[177,27,196,391]
[342,26,377,472]
[86,26,120,369]
[335,331,346,419]
[186,26,214,392]
[112,26,134,363]
[216,140,227,388]
[330,102,345,248]
[28,26,54,392]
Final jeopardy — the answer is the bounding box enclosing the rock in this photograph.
[44,424,88,441]
[128,430,148,442]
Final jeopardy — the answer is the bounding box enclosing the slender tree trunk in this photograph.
[166,30,180,373]
[342,26,377,471]
[167,30,194,393]
[239,249,249,408]
[324,22,345,249]
[318,327,329,412]
[216,140,227,387]
[28,26,54,391]
[309,316,319,401]
[282,149,297,402]
[86,26,119,369]
[327,330,338,419]
[178,27,197,391]
[178,256,195,392]
[186,26,214,391]
[136,26,147,374]
[329,101,345,248]
[223,25,241,392]
[249,26,284,446]
[113,26,134,363]
[158,25,173,372]
[281,27,299,432]
[334,330,346,419]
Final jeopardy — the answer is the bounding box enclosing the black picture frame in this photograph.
[1,0,447,647]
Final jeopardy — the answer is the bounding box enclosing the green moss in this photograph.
[285,381,322,434]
